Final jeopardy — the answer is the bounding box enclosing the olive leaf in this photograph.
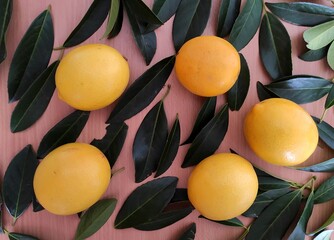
[304,20,334,50]
[256,81,279,101]
[107,0,123,39]
[217,0,241,38]
[182,97,216,145]
[325,84,334,109]
[227,54,250,111]
[101,0,120,39]
[114,177,178,229]
[199,215,244,228]
[0,0,13,64]
[8,8,54,102]
[172,0,212,52]
[265,2,334,27]
[327,41,334,71]
[170,188,188,203]
[62,0,110,48]
[314,230,334,240]
[299,46,329,62]
[309,211,334,236]
[3,145,38,223]
[75,199,117,240]
[246,190,302,240]
[294,158,334,172]
[155,116,181,177]
[106,56,175,124]
[8,232,39,240]
[259,12,292,80]
[151,0,181,30]
[178,223,196,240]
[265,75,332,104]
[124,1,157,65]
[312,117,334,150]
[254,167,291,191]
[182,104,229,168]
[91,122,128,169]
[37,110,90,159]
[10,61,59,133]
[314,176,334,204]
[228,0,262,51]
[133,100,168,183]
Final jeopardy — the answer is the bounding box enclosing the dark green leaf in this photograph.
[199,215,244,227]
[325,84,334,109]
[108,0,123,39]
[101,0,120,39]
[227,54,250,111]
[259,12,292,80]
[217,0,241,37]
[265,75,332,104]
[114,177,178,229]
[172,0,212,52]
[178,223,196,240]
[8,232,39,240]
[75,199,117,240]
[288,191,315,240]
[309,212,334,236]
[256,81,279,101]
[314,176,334,204]
[155,116,181,177]
[243,188,292,218]
[91,122,128,169]
[228,0,262,51]
[106,56,175,124]
[32,193,44,212]
[294,158,334,172]
[37,110,90,158]
[182,104,229,168]
[182,97,216,145]
[170,188,188,203]
[314,230,334,240]
[0,0,12,64]
[8,8,54,102]
[246,190,302,240]
[152,0,181,25]
[10,61,59,133]
[266,2,334,27]
[312,117,334,150]
[3,145,38,222]
[328,41,334,70]
[254,166,291,191]
[63,0,110,47]
[124,1,157,65]
[299,46,328,62]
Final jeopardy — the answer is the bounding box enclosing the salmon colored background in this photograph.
[0,0,333,239]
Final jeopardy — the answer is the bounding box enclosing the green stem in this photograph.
[320,108,328,123]
[111,167,125,177]
[53,46,65,51]
[58,48,65,61]
[300,176,316,192]
[237,226,250,240]
[262,0,267,13]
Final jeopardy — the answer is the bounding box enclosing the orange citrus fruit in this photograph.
[187,153,258,220]
[55,44,129,111]
[33,143,111,215]
[244,98,318,166]
[175,36,240,97]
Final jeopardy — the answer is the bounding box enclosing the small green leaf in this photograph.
[246,190,302,240]
[91,122,128,169]
[114,177,178,229]
[217,0,241,37]
[152,0,181,25]
[107,0,123,39]
[178,223,196,240]
[309,212,334,236]
[155,116,181,177]
[3,145,38,223]
[182,104,229,168]
[304,20,334,50]
[327,41,334,71]
[265,2,334,27]
[10,61,59,133]
[182,97,216,145]
[312,117,334,150]
[314,230,334,240]
[256,81,279,101]
[8,8,54,102]
[294,158,334,172]
[133,100,168,183]
[37,110,90,158]
[63,0,110,47]
[106,56,175,124]
[265,75,332,104]
[299,46,329,62]
[259,12,292,80]
[0,0,13,64]
[228,0,262,51]
[101,0,120,39]
[172,0,212,52]
[227,54,250,111]
[8,232,39,240]
[75,199,117,240]
[199,215,244,228]
[314,176,334,204]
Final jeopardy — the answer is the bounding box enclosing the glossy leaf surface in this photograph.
[101,0,120,39]
[152,0,181,24]
[217,0,241,37]
[314,176,334,204]
[299,46,328,62]
[294,158,334,172]
[313,117,334,150]
[256,81,279,101]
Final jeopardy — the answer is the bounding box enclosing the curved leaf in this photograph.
[106,56,175,124]
[107,0,123,39]
[3,145,38,223]
[170,188,189,203]
[178,223,196,240]
[0,0,13,64]
[114,177,178,229]
[227,54,250,110]
[199,215,244,227]
[253,166,292,191]
[10,61,59,133]
[265,75,332,104]
[182,97,216,145]
[152,0,181,25]
[314,230,334,240]
[259,12,292,80]
[314,176,334,204]
[37,110,90,158]
[299,46,329,62]
[266,2,334,27]
[63,0,110,48]
[256,81,279,101]
[228,0,262,51]
[309,212,334,236]
[327,41,334,70]
[8,232,39,240]
[182,104,229,168]
[312,117,334,150]
[8,8,54,102]
[325,84,334,109]
[217,0,241,38]
[155,116,181,177]
[32,193,44,212]
[91,122,128,169]
[101,0,120,39]
[172,0,212,52]
[75,199,117,240]
[294,158,334,172]
[304,20,334,50]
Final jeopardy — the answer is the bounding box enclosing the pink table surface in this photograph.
[0,0,333,239]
